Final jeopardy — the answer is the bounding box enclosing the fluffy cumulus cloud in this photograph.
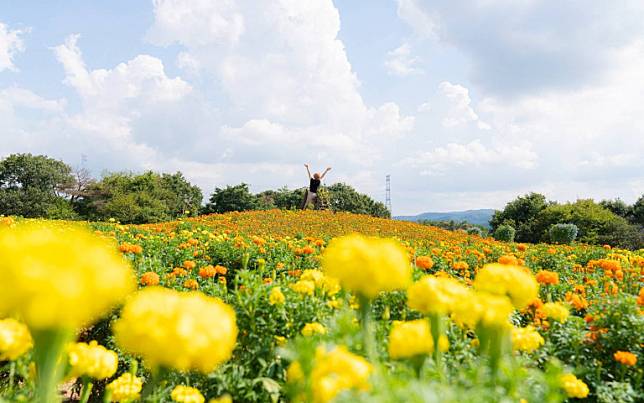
[397,0,644,95]
[0,21,27,72]
[144,0,414,190]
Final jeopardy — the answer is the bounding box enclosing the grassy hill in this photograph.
[394,208,495,228]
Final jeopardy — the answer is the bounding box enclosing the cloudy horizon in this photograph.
[1,0,642,215]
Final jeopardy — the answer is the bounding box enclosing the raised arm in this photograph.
[304,164,312,179]
[320,167,332,179]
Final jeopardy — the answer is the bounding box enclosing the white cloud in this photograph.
[384,43,423,76]
[0,87,66,112]
[396,0,436,39]
[0,22,28,72]
[53,34,192,141]
[439,81,490,129]
[401,139,538,175]
[396,1,644,95]
[148,0,413,161]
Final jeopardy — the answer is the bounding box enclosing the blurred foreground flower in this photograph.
[322,234,411,299]
[114,287,238,373]
[171,385,205,403]
[0,318,32,360]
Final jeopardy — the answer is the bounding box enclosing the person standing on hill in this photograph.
[301,164,331,209]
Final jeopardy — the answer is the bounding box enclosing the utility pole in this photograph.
[385,174,391,214]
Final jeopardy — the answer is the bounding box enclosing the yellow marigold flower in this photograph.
[452,292,514,329]
[388,319,434,359]
[473,263,538,310]
[300,269,324,283]
[511,326,544,353]
[322,234,411,299]
[106,373,143,402]
[0,222,135,329]
[274,335,287,346]
[67,340,118,380]
[542,302,569,322]
[613,351,637,366]
[310,345,372,403]
[269,287,286,305]
[560,374,589,398]
[171,385,205,403]
[407,275,470,315]
[0,318,33,360]
[301,322,326,336]
[114,287,237,373]
[319,276,341,296]
[208,395,233,403]
[287,361,304,382]
[290,280,315,296]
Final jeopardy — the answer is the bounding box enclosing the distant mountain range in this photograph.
[394,209,495,228]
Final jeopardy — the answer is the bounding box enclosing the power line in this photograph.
[385,174,391,214]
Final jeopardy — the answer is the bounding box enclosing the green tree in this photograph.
[599,198,632,221]
[490,192,549,242]
[78,171,202,223]
[533,199,636,246]
[203,183,257,214]
[0,153,75,218]
[630,194,644,226]
[325,183,390,218]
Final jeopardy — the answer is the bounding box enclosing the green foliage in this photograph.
[490,193,549,243]
[326,183,390,218]
[493,224,515,242]
[631,195,644,226]
[0,153,74,218]
[533,199,633,246]
[599,199,632,221]
[548,223,578,244]
[255,187,303,210]
[78,171,202,223]
[419,219,487,237]
[203,183,258,214]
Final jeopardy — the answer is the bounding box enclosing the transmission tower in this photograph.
[385,175,392,214]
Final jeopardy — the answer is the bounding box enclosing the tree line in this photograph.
[0,153,389,224]
[490,192,644,249]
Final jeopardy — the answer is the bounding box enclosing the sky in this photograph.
[1,0,643,215]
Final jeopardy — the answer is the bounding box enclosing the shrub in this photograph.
[494,224,515,242]
[467,227,483,237]
[548,223,578,244]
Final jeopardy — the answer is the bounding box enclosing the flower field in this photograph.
[0,210,642,402]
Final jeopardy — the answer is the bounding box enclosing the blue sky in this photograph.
[1,0,642,214]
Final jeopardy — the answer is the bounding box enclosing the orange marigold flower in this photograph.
[416,256,434,270]
[637,288,644,306]
[172,267,188,277]
[183,279,199,290]
[199,265,217,279]
[302,246,315,255]
[517,244,527,252]
[498,255,518,265]
[183,260,196,270]
[536,270,559,285]
[453,261,469,271]
[215,265,228,275]
[613,351,637,366]
[140,272,160,286]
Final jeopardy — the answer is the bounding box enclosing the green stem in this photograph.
[429,314,444,380]
[79,378,93,403]
[8,361,16,393]
[33,329,73,403]
[141,366,166,402]
[358,295,377,363]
